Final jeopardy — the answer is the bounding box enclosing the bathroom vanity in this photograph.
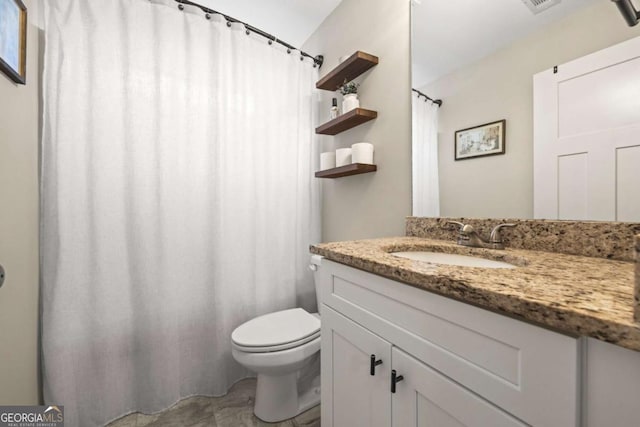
[311,218,640,427]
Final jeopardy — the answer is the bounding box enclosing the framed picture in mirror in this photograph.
[0,0,27,85]
[454,119,505,161]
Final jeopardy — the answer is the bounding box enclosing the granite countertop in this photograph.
[310,236,640,351]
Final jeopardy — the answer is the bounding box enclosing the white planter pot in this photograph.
[342,94,360,113]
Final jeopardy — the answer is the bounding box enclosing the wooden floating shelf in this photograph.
[315,163,377,179]
[315,108,378,135]
[316,51,379,91]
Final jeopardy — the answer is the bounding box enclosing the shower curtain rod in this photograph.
[412,88,442,106]
[174,0,324,67]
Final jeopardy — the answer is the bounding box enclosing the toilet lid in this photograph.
[231,308,321,348]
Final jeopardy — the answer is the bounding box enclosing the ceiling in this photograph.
[412,0,598,88]
[197,0,343,47]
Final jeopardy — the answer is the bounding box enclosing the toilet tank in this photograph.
[309,255,323,314]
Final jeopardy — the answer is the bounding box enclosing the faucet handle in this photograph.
[445,222,477,235]
[490,223,516,243]
[444,220,465,230]
[461,224,477,234]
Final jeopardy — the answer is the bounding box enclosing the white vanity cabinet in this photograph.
[318,259,580,427]
[322,307,527,427]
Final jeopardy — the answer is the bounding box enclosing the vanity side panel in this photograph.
[584,338,640,427]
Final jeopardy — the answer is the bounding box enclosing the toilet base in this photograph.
[254,372,321,423]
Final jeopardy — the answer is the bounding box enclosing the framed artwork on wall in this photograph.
[454,119,506,161]
[0,0,27,84]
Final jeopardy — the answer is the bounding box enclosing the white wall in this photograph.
[0,0,40,404]
[423,1,640,219]
[197,0,341,47]
[303,0,412,242]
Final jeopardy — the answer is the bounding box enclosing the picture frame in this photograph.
[0,0,27,85]
[454,119,506,161]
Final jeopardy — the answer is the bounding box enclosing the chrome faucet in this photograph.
[445,221,516,250]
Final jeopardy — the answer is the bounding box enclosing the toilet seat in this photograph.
[233,330,320,353]
[232,308,320,353]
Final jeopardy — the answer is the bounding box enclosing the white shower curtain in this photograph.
[412,92,440,217]
[41,0,320,425]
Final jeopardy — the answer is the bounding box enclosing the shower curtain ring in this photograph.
[178,3,184,10]
[205,13,211,20]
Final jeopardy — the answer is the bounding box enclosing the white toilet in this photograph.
[231,255,323,422]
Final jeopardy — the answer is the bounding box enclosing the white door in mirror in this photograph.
[534,35,640,221]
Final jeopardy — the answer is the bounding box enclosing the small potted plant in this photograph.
[338,79,360,113]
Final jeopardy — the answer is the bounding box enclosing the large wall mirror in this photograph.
[411,0,640,221]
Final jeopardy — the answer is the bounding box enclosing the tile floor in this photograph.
[107,379,320,427]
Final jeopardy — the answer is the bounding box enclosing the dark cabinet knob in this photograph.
[370,354,383,376]
[391,369,404,393]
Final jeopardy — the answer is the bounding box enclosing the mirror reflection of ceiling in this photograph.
[411,0,597,89]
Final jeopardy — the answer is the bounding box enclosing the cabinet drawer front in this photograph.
[320,260,578,427]
[392,347,527,427]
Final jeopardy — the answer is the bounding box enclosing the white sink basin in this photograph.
[391,251,516,269]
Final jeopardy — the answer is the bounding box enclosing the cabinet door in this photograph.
[322,306,392,427]
[391,348,526,427]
